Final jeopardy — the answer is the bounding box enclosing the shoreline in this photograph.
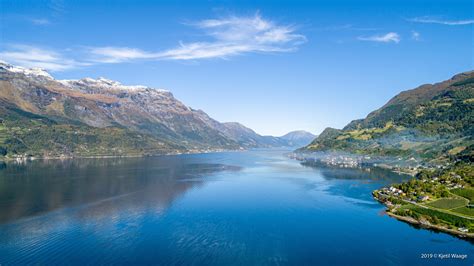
[5,149,472,241]
[0,148,245,163]
[373,195,474,239]
[386,210,474,239]
[297,152,474,240]
[291,152,421,177]
[0,147,298,163]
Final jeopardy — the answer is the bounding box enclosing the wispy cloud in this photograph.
[357,32,400,43]
[49,0,67,17]
[88,47,156,63]
[0,45,87,71]
[316,24,377,31]
[90,13,306,62]
[408,17,474,25]
[1,13,305,70]
[411,31,420,41]
[30,18,51,25]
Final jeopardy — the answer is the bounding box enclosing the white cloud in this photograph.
[0,45,86,71]
[408,17,474,25]
[411,31,420,41]
[317,24,377,31]
[88,47,156,63]
[193,14,304,43]
[31,18,51,25]
[157,42,253,60]
[90,13,306,62]
[1,13,306,70]
[357,32,400,43]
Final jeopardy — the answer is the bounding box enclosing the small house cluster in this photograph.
[381,186,405,197]
[420,173,465,190]
[320,155,362,168]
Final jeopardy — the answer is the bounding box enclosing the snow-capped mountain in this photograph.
[0,62,295,157]
[0,60,53,79]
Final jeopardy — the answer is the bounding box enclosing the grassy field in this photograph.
[404,204,473,228]
[336,121,403,141]
[452,188,474,203]
[426,198,468,210]
[452,207,474,217]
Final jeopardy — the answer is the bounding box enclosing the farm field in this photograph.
[452,188,474,203]
[426,198,468,210]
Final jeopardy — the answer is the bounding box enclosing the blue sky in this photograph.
[1,0,473,136]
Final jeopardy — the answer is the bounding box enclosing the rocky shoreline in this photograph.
[385,205,474,239]
[373,194,474,239]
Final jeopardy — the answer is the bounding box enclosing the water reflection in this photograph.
[0,156,241,224]
[1,151,472,265]
[301,162,409,182]
[301,163,410,204]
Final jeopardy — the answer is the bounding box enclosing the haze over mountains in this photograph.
[299,70,474,168]
[0,62,313,158]
[280,130,316,147]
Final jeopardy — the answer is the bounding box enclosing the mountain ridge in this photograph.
[0,62,301,159]
[299,70,474,170]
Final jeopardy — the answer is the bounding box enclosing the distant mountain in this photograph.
[280,130,316,147]
[0,62,295,158]
[299,71,474,166]
[219,122,288,148]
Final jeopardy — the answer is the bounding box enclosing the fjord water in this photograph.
[0,150,472,265]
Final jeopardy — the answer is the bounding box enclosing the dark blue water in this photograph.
[0,150,472,265]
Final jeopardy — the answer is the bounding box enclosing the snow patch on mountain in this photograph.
[0,60,169,93]
[0,61,53,79]
[58,77,169,93]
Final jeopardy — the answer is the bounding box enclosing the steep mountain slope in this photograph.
[280,130,316,147]
[344,71,474,132]
[0,62,293,158]
[0,101,185,158]
[219,122,296,148]
[0,63,239,149]
[300,71,474,166]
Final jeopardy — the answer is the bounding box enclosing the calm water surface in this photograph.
[0,150,472,265]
